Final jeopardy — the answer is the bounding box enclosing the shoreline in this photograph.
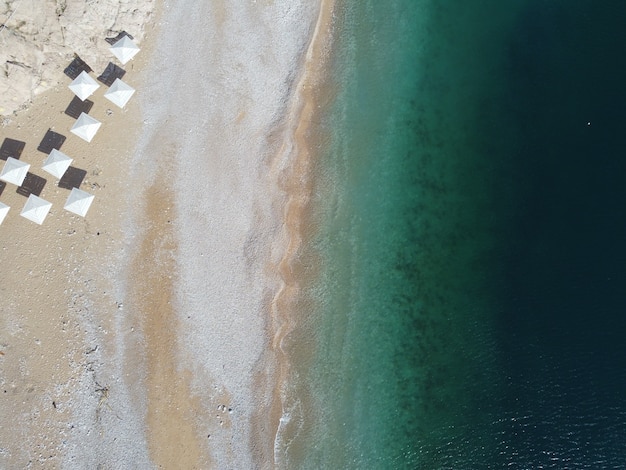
[269,0,338,466]
[123,1,328,467]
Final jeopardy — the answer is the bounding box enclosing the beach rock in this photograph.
[0,0,155,115]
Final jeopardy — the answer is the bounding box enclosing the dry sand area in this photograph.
[0,29,156,470]
[0,0,329,468]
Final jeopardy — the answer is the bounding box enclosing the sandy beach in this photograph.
[0,0,334,467]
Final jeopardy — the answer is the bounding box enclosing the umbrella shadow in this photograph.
[0,181,5,197]
[37,129,66,154]
[58,166,87,190]
[16,172,46,197]
[0,138,25,161]
[65,96,94,119]
[105,31,134,45]
[98,62,126,86]
[64,55,93,80]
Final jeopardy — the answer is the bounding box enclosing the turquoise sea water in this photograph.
[286,1,626,468]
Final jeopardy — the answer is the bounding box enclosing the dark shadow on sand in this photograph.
[65,96,94,119]
[37,129,66,154]
[0,138,26,161]
[64,55,93,80]
[105,30,134,45]
[58,166,87,190]
[16,173,46,197]
[98,62,126,86]
[0,181,5,197]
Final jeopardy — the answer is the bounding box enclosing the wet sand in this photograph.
[269,0,338,466]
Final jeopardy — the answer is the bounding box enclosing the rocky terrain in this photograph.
[0,0,155,116]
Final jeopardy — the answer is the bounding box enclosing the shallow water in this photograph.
[285,1,626,468]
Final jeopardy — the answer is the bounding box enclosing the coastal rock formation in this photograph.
[0,0,155,116]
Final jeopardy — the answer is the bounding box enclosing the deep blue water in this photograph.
[497,2,626,467]
[287,1,626,468]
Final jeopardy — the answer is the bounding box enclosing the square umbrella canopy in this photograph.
[110,35,140,65]
[104,78,136,108]
[0,156,30,186]
[42,149,73,179]
[21,194,52,225]
[64,188,94,217]
[70,113,102,142]
[0,202,9,225]
[68,71,100,101]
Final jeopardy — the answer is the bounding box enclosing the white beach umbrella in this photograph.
[0,157,30,186]
[110,36,140,64]
[20,194,52,225]
[68,71,100,101]
[64,188,94,217]
[42,149,73,179]
[70,113,102,143]
[0,202,9,225]
[104,78,136,108]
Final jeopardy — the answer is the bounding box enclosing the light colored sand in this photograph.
[0,0,331,467]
